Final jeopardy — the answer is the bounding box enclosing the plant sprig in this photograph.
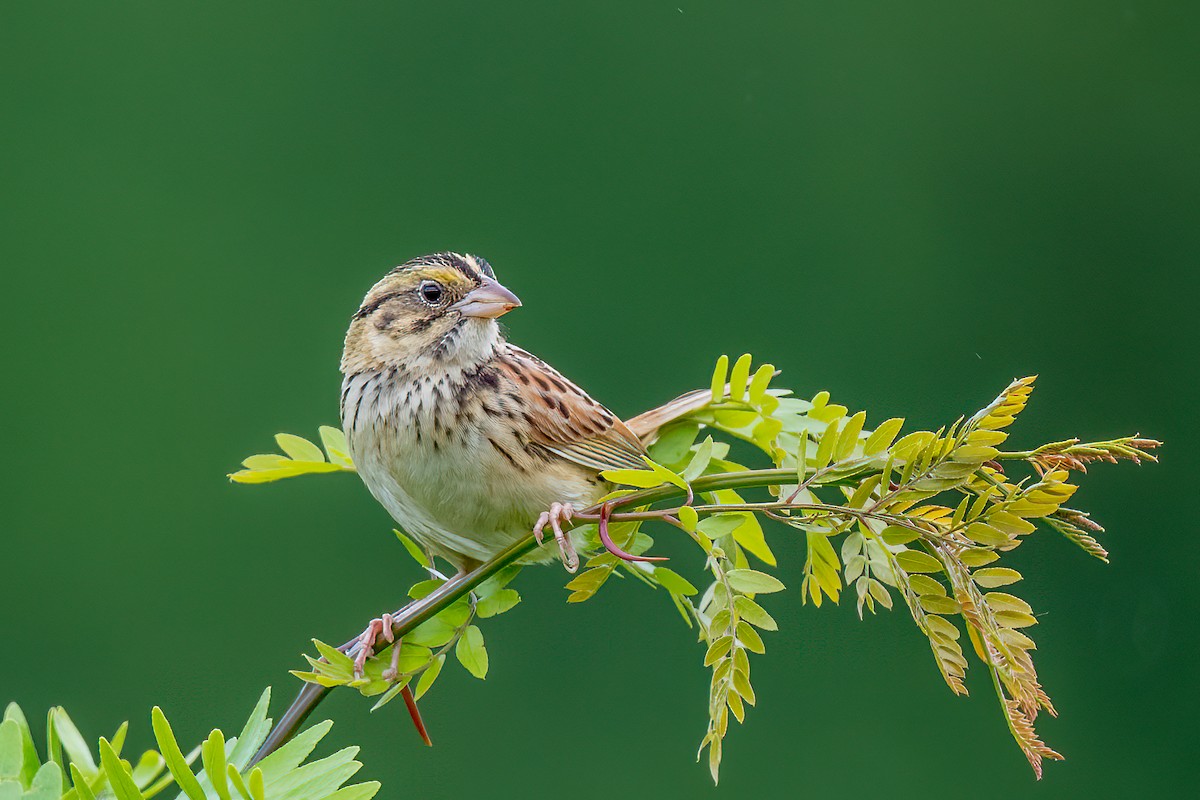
[0,690,379,800]
[232,354,1158,783]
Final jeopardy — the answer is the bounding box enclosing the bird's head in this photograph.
[341,252,521,374]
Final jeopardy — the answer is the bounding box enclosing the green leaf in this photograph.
[994,610,1039,629]
[726,570,786,594]
[25,763,63,800]
[733,596,778,630]
[677,505,699,532]
[455,626,489,679]
[729,354,753,402]
[601,468,669,489]
[918,594,962,615]
[318,425,354,467]
[312,639,357,674]
[3,704,40,789]
[704,637,733,666]
[814,419,840,469]
[109,721,129,757]
[907,574,947,596]
[710,355,729,403]
[151,707,206,800]
[476,589,521,618]
[748,364,775,404]
[863,418,905,455]
[681,437,715,482]
[408,579,445,600]
[880,525,919,546]
[98,738,144,800]
[129,748,165,789]
[414,655,446,701]
[248,767,265,800]
[990,511,1037,536]
[697,513,742,541]
[895,550,943,574]
[406,617,458,649]
[735,621,765,654]
[474,565,522,599]
[795,433,809,482]
[393,530,432,569]
[275,433,326,463]
[967,429,1009,447]
[227,765,251,800]
[730,512,776,567]
[959,548,1000,567]
[731,670,756,706]
[324,783,383,800]
[227,689,272,771]
[964,522,1011,547]
[255,719,333,783]
[641,457,689,490]
[891,431,936,462]
[201,729,231,800]
[239,454,289,470]
[0,721,22,781]
[648,422,701,464]
[45,727,68,797]
[972,567,1023,588]
[985,592,1033,614]
[867,578,893,609]
[714,409,759,430]
[70,764,98,800]
[653,567,699,596]
[835,411,866,460]
[48,708,95,777]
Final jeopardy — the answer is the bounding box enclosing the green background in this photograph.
[2,3,1196,798]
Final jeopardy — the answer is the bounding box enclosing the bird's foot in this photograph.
[534,502,579,573]
[352,612,395,678]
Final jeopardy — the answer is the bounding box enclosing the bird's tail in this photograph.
[626,388,713,443]
[626,370,782,444]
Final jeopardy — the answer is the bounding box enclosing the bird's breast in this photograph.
[339,368,605,563]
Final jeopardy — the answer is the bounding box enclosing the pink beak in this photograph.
[451,276,522,319]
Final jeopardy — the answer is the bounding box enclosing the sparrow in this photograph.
[339,253,703,671]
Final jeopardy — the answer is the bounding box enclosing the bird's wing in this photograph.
[496,346,647,472]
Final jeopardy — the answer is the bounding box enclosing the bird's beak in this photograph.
[452,276,522,319]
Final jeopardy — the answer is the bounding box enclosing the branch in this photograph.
[235,362,1159,782]
[247,466,813,765]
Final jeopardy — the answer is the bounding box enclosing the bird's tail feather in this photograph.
[626,389,712,443]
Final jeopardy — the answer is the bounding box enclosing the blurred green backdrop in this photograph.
[2,2,1197,798]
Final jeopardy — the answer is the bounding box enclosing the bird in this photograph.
[339,253,707,674]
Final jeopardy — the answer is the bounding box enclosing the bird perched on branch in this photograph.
[339,252,703,671]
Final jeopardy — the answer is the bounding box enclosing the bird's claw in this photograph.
[534,502,579,573]
[353,612,395,677]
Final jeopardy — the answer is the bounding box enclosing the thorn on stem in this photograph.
[401,685,433,747]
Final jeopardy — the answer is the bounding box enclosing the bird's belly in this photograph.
[350,419,604,567]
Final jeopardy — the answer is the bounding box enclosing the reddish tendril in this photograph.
[598,501,668,563]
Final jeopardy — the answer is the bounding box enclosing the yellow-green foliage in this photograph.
[233,354,1158,784]
[0,691,378,800]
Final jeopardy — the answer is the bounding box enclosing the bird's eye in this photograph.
[419,280,445,305]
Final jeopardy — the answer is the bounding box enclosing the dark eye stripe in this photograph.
[354,290,405,319]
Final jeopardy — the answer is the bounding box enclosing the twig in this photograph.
[247,463,937,764]
[248,467,812,763]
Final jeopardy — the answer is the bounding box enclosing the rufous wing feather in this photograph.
[496,346,647,472]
